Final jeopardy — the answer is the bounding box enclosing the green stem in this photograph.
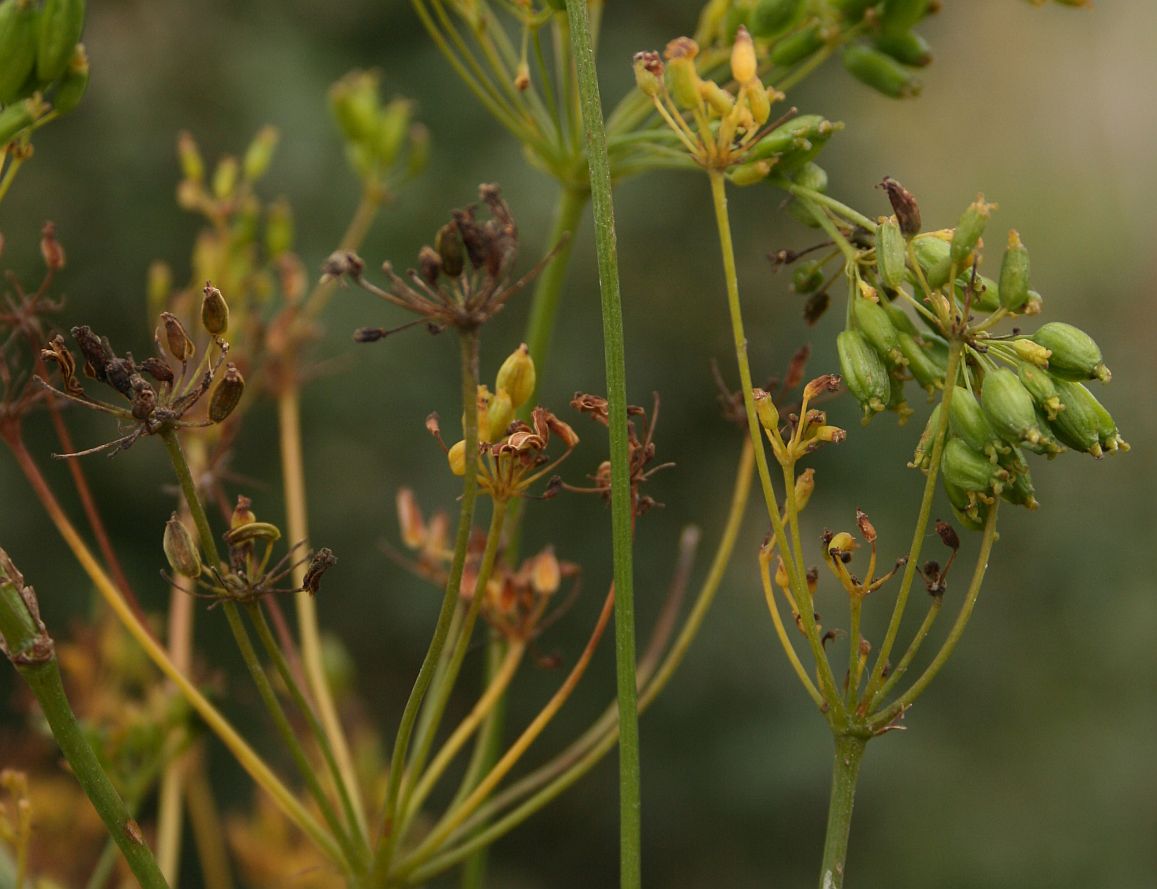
[564,4,641,886]
[707,169,843,717]
[370,329,483,882]
[863,340,964,710]
[0,563,170,889]
[818,734,868,889]
[158,429,358,871]
[521,185,589,377]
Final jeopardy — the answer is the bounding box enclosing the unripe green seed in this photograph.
[750,0,805,38]
[486,388,513,442]
[842,43,922,99]
[211,155,239,201]
[792,161,829,193]
[911,235,951,289]
[897,331,945,393]
[838,329,891,420]
[947,386,1003,461]
[209,363,244,423]
[376,97,411,165]
[495,343,536,409]
[950,194,995,268]
[998,449,1039,510]
[881,0,930,32]
[0,95,39,145]
[980,367,1052,449]
[941,436,1008,497]
[876,217,907,290]
[792,260,825,294]
[730,159,772,186]
[1031,321,1110,382]
[265,198,294,257]
[35,0,84,84]
[51,42,87,114]
[769,24,824,67]
[0,0,38,106]
[998,230,1030,311]
[242,125,279,182]
[880,297,919,336]
[1050,379,1127,457]
[851,295,904,366]
[163,513,202,578]
[329,70,380,144]
[942,476,989,531]
[1016,362,1063,420]
[747,114,829,162]
[665,55,701,111]
[874,30,932,68]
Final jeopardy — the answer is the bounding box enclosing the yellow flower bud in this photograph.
[731,26,758,84]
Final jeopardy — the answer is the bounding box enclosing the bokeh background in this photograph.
[2,1,1155,887]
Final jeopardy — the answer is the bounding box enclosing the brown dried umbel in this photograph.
[35,306,242,456]
[569,392,674,517]
[327,184,563,338]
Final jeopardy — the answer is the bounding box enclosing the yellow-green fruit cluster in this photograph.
[448,344,537,476]
[0,0,87,144]
[329,70,428,187]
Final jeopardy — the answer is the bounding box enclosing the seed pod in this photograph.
[0,0,38,106]
[881,0,930,31]
[200,284,229,336]
[447,439,467,476]
[881,177,921,237]
[486,388,513,442]
[838,329,890,420]
[0,95,38,144]
[949,194,995,268]
[1016,362,1063,420]
[792,161,829,193]
[851,295,904,366]
[35,0,84,83]
[663,38,702,110]
[747,114,829,162]
[876,217,907,290]
[998,230,1030,311]
[980,367,1052,449]
[769,23,824,66]
[941,437,1008,497]
[211,155,239,201]
[947,386,1003,461]
[496,343,536,409]
[163,513,202,578]
[792,260,825,294]
[752,387,779,432]
[51,42,87,114]
[909,234,951,289]
[908,403,941,471]
[160,312,195,362]
[376,97,411,165]
[1050,379,1127,457]
[242,125,279,182]
[961,273,1000,313]
[942,478,988,531]
[999,451,1039,510]
[880,296,919,336]
[842,43,921,99]
[1031,321,1110,382]
[329,70,380,144]
[750,0,805,38]
[833,0,876,20]
[435,222,464,278]
[730,159,771,186]
[209,363,244,423]
[897,332,945,393]
[874,30,932,68]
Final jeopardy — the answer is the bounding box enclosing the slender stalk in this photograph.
[863,341,964,708]
[707,169,843,715]
[3,432,339,861]
[564,4,641,886]
[521,185,589,376]
[758,550,823,708]
[0,565,170,889]
[159,428,360,871]
[369,329,483,882]
[870,504,1000,730]
[818,734,868,889]
[184,751,235,889]
[872,596,942,704]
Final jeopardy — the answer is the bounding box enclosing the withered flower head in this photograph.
[338,184,565,339]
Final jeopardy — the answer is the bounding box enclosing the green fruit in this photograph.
[1031,321,1110,382]
[942,477,989,530]
[949,195,994,267]
[1016,362,1062,420]
[874,30,931,67]
[792,260,825,293]
[51,43,87,114]
[36,0,85,83]
[747,113,829,162]
[0,93,38,143]
[941,437,1008,497]
[0,0,38,106]
[911,235,951,289]
[998,230,1030,311]
[980,367,1058,452]
[750,0,805,38]
[880,296,919,336]
[769,23,824,66]
[838,328,891,420]
[947,386,1004,461]
[999,461,1038,510]
[897,331,945,392]
[842,43,921,98]
[876,217,907,290]
[881,0,929,31]
[1050,379,1127,457]
[851,295,903,365]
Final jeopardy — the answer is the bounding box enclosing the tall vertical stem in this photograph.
[564,3,641,885]
[818,735,867,889]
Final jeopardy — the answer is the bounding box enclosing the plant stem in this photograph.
[0,564,170,889]
[3,431,338,862]
[564,4,641,887]
[521,185,589,373]
[818,734,868,889]
[370,329,483,882]
[707,169,843,715]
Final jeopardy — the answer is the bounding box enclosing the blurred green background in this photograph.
[2,1,1155,886]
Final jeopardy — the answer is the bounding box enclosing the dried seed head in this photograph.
[39,222,65,270]
[302,548,337,596]
[856,508,877,544]
[163,513,202,578]
[435,222,465,277]
[139,356,174,384]
[804,373,842,402]
[496,343,536,409]
[935,519,960,551]
[880,177,921,237]
[200,283,230,336]
[209,363,244,423]
[545,414,580,448]
[160,313,195,363]
[633,51,664,97]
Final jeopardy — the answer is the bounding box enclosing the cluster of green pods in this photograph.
[0,0,87,145]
